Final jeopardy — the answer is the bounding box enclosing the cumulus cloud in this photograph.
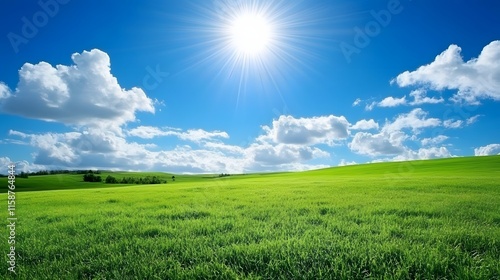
[371,90,444,110]
[0,158,13,172]
[7,117,333,174]
[365,101,377,111]
[352,98,361,106]
[338,159,357,166]
[0,82,11,99]
[169,129,229,142]
[382,108,441,134]
[443,115,480,129]
[393,147,452,161]
[421,135,448,146]
[0,49,155,128]
[0,157,46,175]
[443,119,463,129]
[351,119,379,130]
[474,144,500,156]
[393,40,500,104]
[349,131,406,156]
[248,143,330,166]
[8,129,152,167]
[128,126,229,142]
[261,115,349,145]
[466,115,481,125]
[378,96,407,107]
[409,89,444,105]
[127,126,167,139]
[202,142,245,155]
[349,109,454,161]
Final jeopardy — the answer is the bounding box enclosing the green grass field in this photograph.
[2,156,499,279]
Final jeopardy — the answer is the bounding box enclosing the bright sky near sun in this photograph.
[0,0,499,174]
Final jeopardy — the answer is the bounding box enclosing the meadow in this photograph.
[1,156,499,279]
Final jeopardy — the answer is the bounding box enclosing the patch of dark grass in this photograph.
[141,227,162,238]
[170,211,211,220]
[374,208,442,219]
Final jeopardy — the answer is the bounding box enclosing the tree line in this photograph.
[9,169,102,178]
[4,169,174,185]
[83,173,167,185]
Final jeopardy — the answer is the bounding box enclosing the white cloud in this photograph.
[350,109,454,160]
[351,119,379,130]
[409,89,444,105]
[382,108,441,134]
[443,119,463,129]
[466,115,481,125]
[417,147,452,159]
[248,143,330,166]
[202,142,245,155]
[262,115,349,146]
[378,96,407,107]
[349,131,406,156]
[393,147,452,161]
[0,82,11,99]
[443,114,481,128]
[421,135,448,146]
[365,101,377,111]
[373,90,443,109]
[0,157,13,172]
[474,144,500,156]
[175,129,229,142]
[7,116,333,174]
[0,157,46,175]
[338,159,357,166]
[352,98,361,106]
[127,126,167,139]
[128,126,229,142]
[394,40,500,104]
[0,49,155,128]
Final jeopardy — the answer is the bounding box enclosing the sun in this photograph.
[178,0,329,99]
[229,13,273,56]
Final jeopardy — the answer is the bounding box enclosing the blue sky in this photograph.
[1,0,499,174]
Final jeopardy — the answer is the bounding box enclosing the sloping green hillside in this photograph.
[1,156,499,279]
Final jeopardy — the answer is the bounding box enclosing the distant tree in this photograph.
[105,175,118,184]
[83,173,102,182]
[172,176,175,182]
[150,176,161,184]
[19,172,29,178]
[83,173,93,182]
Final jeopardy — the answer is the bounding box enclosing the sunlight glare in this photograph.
[229,13,272,55]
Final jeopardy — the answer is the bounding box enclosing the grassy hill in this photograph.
[8,155,500,193]
[4,171,213,192]
[1,156,499,279]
